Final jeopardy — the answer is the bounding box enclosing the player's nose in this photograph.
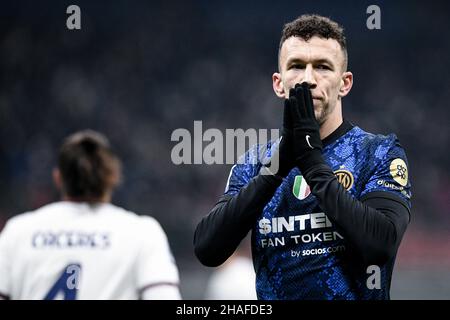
[302,65,317,89]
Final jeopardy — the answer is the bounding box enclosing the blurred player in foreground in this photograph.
[0,130,181,300]
[194,14,412,299]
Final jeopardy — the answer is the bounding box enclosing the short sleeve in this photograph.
[136,217,180,299]
[361,136,412,210]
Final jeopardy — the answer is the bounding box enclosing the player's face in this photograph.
[273,36,352,125]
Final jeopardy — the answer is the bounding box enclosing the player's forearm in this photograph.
[303,163,410,265]
[194,173,282,267]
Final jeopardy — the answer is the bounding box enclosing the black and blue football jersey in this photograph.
[224,121,411,299]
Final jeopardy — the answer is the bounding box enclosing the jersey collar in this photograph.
[322,119,354,147]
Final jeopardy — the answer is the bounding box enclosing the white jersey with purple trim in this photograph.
[0,201,180,300]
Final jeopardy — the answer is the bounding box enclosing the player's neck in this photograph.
[62,194,111,203]
[319,108,343,140]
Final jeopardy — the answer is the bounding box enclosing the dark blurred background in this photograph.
[0,0,449,299]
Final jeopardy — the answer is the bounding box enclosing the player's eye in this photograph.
[316,64,331,70]
[290,64,305,70]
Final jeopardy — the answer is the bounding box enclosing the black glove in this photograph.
[262,97,295,177]
[289,82,325,174]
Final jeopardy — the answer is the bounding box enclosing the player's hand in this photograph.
[289,82,323,173]
[263,83,323,177]
[278,98,297,176]
[263,97,295,177]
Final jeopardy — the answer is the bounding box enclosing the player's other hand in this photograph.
[264,83,323,177]
[263,97,294,177]
[289,83,323,170]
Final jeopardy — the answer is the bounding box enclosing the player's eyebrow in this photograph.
[314,58,335,66]
[286,57,335,68]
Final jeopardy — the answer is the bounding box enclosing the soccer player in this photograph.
[194,14,412,299]
[0,130,181,300]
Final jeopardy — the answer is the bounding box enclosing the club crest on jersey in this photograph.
[334,169,354,190]
[293,175,311,200]
[390,158,408,187]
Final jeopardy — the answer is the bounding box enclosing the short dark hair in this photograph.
[279,14,348,71]
[58,130,121,200]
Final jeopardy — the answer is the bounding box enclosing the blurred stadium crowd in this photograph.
[0,1,449,298]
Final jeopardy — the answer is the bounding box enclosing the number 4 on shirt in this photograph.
[44,263,82,300]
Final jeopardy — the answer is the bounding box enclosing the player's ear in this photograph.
[272,72,286,98]
[339,71,353,98]
[52,168,63,191]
